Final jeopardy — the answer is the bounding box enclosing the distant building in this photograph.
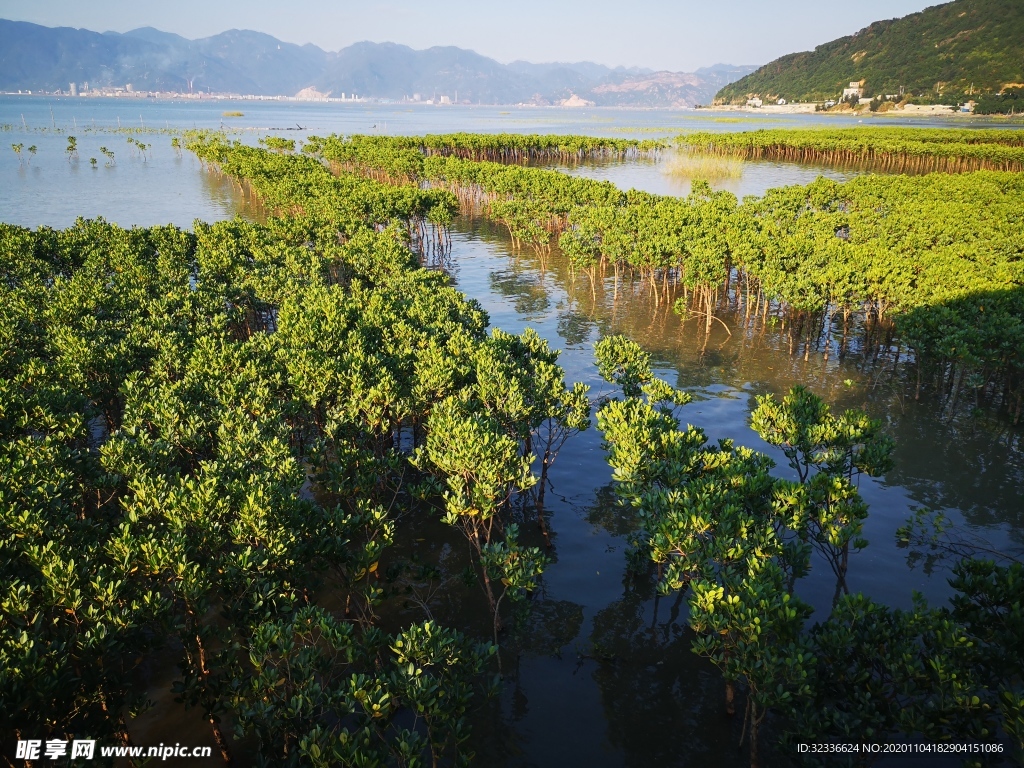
[776,98,787,105]
[69,82,78,96]
[824,100,836,108]
[746,97,763,108]
[842,81,864,100]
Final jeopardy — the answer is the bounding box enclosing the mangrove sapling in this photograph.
[592,338,1018,764]
[259,136,296,154]
[784,590,1006,764]
[751,386,894,601]
[89,157,97,167]
[596,369,813,766]
[594,334,658,398]
[11,142,23,165]
[594,337,821,767]
[65,135,78,162]
[533,380,591,524]
[750,386,895,484]
[100,146,115,165]
[412,395,538,621]
[481,523,550,658]
[474,328,591,539]
[690,559,814,768]
[323,499,396,625]
[27,145,36,165]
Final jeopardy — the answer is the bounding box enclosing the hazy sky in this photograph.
[0,0,937,71]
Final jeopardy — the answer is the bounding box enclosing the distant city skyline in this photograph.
[0,0,940,72]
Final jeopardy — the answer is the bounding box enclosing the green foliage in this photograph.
[752,386,894,602]
[596,339,813,764]
[751,385,894,483]
[715,0,1024,104]
[259,135,296,153]
[233,607,495,767]
[975,87,1024,115]
[415,396,535,531]
[595,335,654,398]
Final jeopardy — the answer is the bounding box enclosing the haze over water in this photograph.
[3,95,1021,766]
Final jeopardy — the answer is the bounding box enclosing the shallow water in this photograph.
[3,98,1021,766]
[540,154,860,198]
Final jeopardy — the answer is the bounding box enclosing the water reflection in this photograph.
[489,267,552,318]
[587,580,747,768]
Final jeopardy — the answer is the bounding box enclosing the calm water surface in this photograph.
[3,98,1021,767]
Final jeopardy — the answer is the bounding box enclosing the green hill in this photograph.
[715,0,1024,105]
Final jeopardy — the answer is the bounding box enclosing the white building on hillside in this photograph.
[842,81,864,100]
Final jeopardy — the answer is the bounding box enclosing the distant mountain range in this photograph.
[0,19,757,107]
[715,0,1024,104]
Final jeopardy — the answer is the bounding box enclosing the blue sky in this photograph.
[0,0,938,71]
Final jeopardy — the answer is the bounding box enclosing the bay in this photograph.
[3,96,1021,767]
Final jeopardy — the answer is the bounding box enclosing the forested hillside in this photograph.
[715,0,1024,104]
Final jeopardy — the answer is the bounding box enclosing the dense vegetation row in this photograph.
[305,132,1024,423]
[2,133,598,764]
[306,132,663,166]
[681,128,1024,173]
